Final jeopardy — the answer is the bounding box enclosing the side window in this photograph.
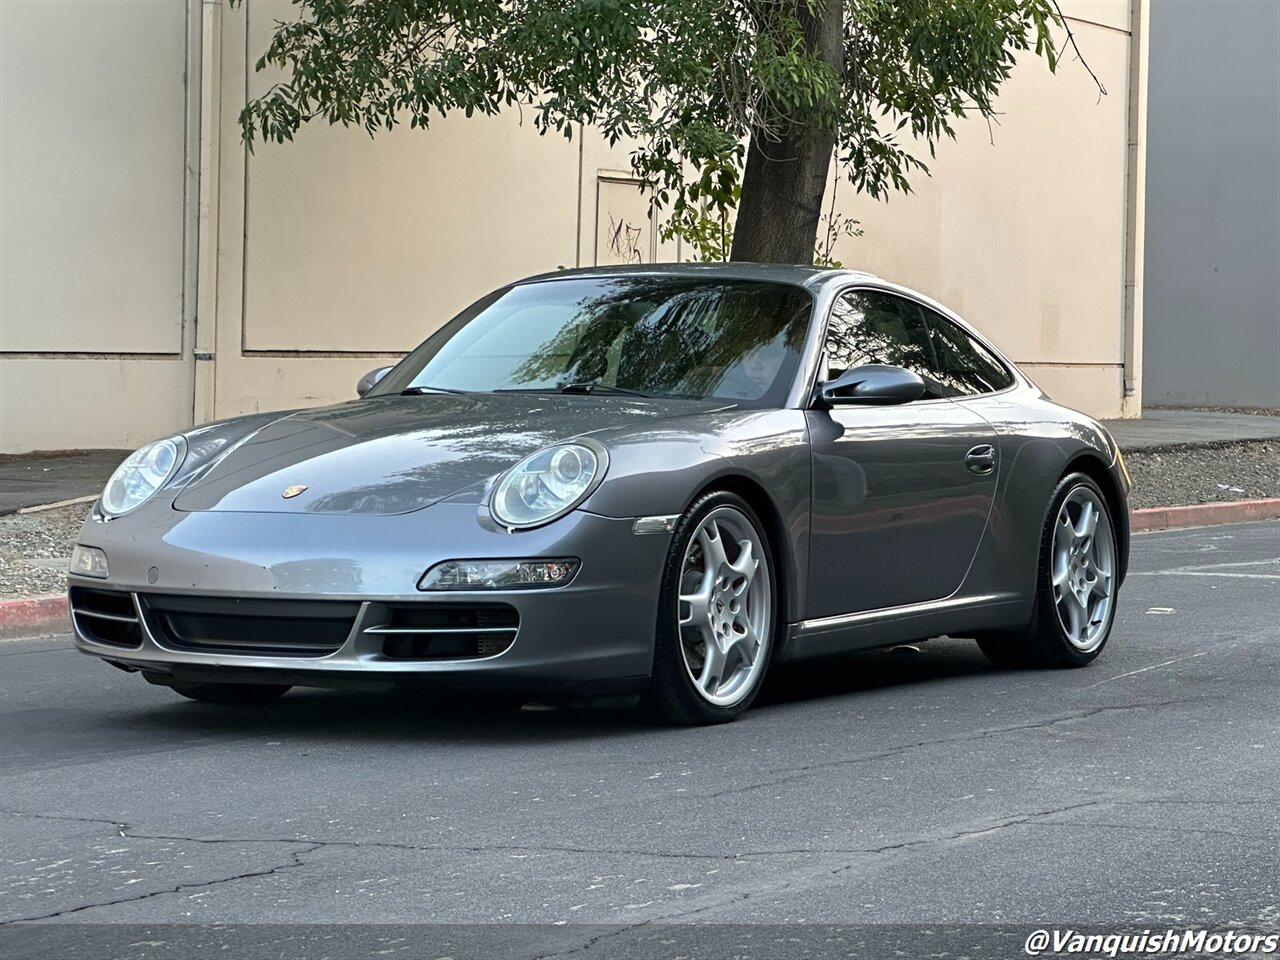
[825,291,940,384]
[920,307,1015,396]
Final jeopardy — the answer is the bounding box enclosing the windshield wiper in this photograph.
[400,386,470,395]
[558,382,653,398]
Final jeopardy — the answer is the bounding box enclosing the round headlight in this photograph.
[100,437,187,517]
[490,442,606,529]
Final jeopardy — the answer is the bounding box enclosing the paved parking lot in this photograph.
[1,522,1276,958]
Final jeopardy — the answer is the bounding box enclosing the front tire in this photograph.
[979,472,1119,668]
[170,683,292,704]
[643,492,778,725]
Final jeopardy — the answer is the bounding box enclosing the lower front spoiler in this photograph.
[71,506,669,697]
[75,596,655,697]
[72,583,661,701]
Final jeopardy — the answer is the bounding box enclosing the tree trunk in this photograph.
[730,124,837,263]
[729,0,844,264]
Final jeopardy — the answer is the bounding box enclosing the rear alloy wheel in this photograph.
[170,683,292,704]
[978,473,1118,668]
[645,492,776,724]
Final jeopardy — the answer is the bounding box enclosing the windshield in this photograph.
[370,276,813,405]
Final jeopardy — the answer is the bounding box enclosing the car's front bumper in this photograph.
[70,500,672,695]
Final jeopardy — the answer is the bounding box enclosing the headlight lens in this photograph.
[490,442,605,528]
[100,437,187,517]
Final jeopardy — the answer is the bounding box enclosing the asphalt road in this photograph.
[2,522,1277,959]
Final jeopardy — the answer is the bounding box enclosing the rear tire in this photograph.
[170,683,292,704]
[643,491,778,725]
[978,472,1119,669]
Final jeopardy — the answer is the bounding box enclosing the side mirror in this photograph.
[819,364,926,406]
[356,366,393,398]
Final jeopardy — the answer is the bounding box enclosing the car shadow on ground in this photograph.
[102,637,1001,746]
[757,636,998,708]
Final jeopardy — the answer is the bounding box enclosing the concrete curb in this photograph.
[0,595,69,640]
[0,495,96,518]
[1132,498,1280,532]
[16,494,97,516]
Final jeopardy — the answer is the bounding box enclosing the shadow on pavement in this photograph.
[757,636,996,708]
[90,637,998,746]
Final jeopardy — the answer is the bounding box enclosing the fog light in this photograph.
[70,545,110,579]
[418,559,579,591]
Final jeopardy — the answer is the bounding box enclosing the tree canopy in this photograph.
[239,0,1096,263]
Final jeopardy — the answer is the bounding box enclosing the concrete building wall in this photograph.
[833,0,1143,414]
[0,0,198,452]
[1142,0,1280,410]
[2,0,1146,453]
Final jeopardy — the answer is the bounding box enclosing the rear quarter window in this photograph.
[920,307,1015,396]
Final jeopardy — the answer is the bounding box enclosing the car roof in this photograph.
[516,262,880,291]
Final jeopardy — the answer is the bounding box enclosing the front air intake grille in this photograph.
[70,587,143,648]
[140,595,360,658]
[368,603,519,660]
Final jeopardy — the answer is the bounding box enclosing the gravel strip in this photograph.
[0,504,88,600]
[1,443,1276,599]
[1125,440,1280,510]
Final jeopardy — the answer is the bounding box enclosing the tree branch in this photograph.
[1049,0,1107,101]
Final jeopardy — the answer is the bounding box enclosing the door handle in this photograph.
[965,444,997,475]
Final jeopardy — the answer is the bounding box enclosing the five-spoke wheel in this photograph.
[677,505,772,707]
[647,492,776,723]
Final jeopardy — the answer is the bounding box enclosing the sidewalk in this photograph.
[0,450,126,516]
[1101,408,1280,452]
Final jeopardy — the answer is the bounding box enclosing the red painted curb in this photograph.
[0,595,69,639]
[1132,498,1280,532]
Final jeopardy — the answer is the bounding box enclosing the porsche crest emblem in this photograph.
[282,484,308,499]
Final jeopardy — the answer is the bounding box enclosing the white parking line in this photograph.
[1082,651,1210,689]
[1179,558,1279,570]
[1132,556,1280,579]
[1133,571,1280,579]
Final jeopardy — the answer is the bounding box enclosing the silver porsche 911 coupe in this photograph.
[70,264,1130,724]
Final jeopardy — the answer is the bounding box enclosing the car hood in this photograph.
[172,394,724,515]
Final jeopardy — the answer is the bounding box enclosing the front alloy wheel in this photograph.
[646,492,776,724]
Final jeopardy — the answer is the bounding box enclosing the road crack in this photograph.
[520,801,1120,957]
[1,840,321,924]
[5,790,1265,926]
[705,700,1192,800]
[10,791,1258,873]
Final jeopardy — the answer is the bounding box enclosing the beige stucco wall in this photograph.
[832,1,1141,417]
[0,0,197,452]
[1,0,1144,453]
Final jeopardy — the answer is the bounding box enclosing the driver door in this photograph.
[806,289,998,619]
